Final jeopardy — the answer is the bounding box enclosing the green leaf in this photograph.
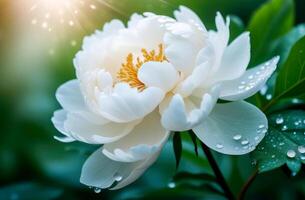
[263,36,305,111]
[252,110,305,175]
[271,24,305,66]
[0,182,62,200]
[173,132,182,170]
[247,0,294,66]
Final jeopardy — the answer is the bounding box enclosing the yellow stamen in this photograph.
[117,44,167,91]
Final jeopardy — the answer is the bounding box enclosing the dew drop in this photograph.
[276,117,284,124]
[266,94,272,100]
[115,175,123,182]
[301,156,305,160]
[168,182,176,188]
[114,173,123,182]
[279,142,285,146]
[294,121,300,126]
[248,75,254,80]
[298,146,305,154]
[238,85,245,90]
[287,150,296,158]
[94,188,101,193]
[271,155,275,158]
[258,124,265,129]
[233,134,242,141]
[216,143,224,149]
[241,140,249,145]
[282,125,288,131]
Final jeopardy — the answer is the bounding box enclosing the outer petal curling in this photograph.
[99,83,165,123]
[102,110,169,162]
[161,86,219,131]
[220,56,279,101]
[80,144,164,190]
[193,101,268,155]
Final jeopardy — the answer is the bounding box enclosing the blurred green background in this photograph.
[1,0,305,199]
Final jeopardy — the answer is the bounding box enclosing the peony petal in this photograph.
[220,57,279,101]
[161,86,219,131]
[83,19,125,50]
[175,62,211,97]
[80,145,162,190]
[56,80,85,112]
[174,6,207,32]
[99,83,164,123]
[138,61,179,93]
[128,13,144,28]
[52,110,75,142]
[164,32,199,75]
[193,101,267,155]
[102,110,169,162]
[207,13,230,75]
[63,111,139,144]
[212,32,250,82]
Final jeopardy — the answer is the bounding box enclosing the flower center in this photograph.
[117,44,167,91]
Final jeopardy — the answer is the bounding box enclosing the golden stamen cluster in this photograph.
[117,44,167,91]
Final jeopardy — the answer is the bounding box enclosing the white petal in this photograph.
[99,83,164,123]
[128,13,144,28]
[56,80,85,112]
[161,86,219,131]
[51,110,75,142]
[103,110,169,162]
[220,57,279,101]
[63,111,139,144]
[83,20,125,49]
[164,32,198,75]
[175,62,211,97]
[213,32,250,82]
[174,6,207,32]
[138,61,179,92]
[193,101,267,155]
[80,145,162,190]
[206,13,230,75]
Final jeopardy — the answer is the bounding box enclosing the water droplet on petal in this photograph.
[287,150,296,158]
[94,188,102,193]
[216,143,224,149]
[276,117,284,124]
[258,125,265,129]
[298,146,305,154]
[114,173,123,182]
[241,140,249,145]
[233,134,242,141]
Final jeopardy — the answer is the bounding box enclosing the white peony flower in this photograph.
[52,6,279,190]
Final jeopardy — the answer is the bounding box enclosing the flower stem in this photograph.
[237,168,258,200]
[199,141,235,200]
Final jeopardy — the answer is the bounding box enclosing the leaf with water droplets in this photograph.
[263,35,305,111]
[252,110,305,175]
